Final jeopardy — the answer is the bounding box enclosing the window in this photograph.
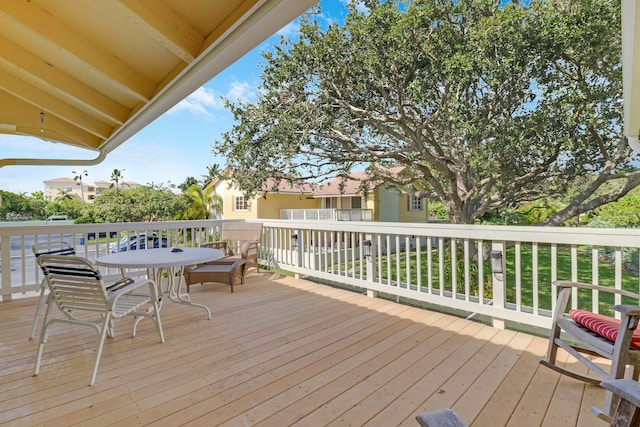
[324,197,338,209]
[351,196,362,209]
[235,195,248,211]
[409,196,423,211]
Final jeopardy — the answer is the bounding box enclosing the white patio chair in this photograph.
[30,241,76,339]
[34,254,164,385]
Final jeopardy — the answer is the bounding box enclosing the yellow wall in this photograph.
[221,179,428,223]
[397,195,429,223]
[222,188,257,219]
[257,193,319,219]
[222,186,319,219]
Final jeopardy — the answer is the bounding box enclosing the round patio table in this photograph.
[95,247,224,319]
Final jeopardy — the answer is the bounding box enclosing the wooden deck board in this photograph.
[0,272,609,426]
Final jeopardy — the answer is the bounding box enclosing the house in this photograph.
[215,170,428,223]
[213,177,317,220]
[313,171,429,223]
[43,177,92,203]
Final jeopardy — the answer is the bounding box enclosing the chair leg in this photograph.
[33,328,47,377]
[29,279,48,340]
[90,313,111,386]
[33,296,54,377]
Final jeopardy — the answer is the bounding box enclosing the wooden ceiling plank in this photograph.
[0,69,113,140]
[0,36,127,126]
[115,0,204,64]
[202,0,261,51]
[0,1,156,103]
[3,93,103,149]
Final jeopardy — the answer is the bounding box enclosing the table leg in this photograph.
[159,266,211,319]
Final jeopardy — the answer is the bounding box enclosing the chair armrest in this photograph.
[615,305,640,318]
[240,241,258,257]
[554,280,640,300]
[601,379,640,408]
[105,277,135,292]
[201,241,227,250]
[107,278,158,307]
[202,240,232,255]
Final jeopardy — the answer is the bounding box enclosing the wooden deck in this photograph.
[1,271,609,426]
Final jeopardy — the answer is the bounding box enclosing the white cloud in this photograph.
[340,0,369,14]
[226,81,257,104]
[277,20,300,38]
[168,87,221,118]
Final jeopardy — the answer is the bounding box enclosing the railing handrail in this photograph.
[256,219,640,246]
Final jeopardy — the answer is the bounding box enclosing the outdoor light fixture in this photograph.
[291,233,298,249]
[490,250,503,274]
[363,239,372,258]
[39,108,45,133]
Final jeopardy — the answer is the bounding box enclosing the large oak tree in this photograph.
[215,0,639,224]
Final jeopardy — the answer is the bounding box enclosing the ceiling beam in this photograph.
[0,36,128,126]
[0,69,113,140]
[0,1,156,102]
[115,0,204,64]
[1,91,103,149]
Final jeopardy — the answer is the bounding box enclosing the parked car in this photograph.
[111,233,168,252]
[87,231,119,240]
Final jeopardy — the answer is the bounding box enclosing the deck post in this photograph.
[1,239,12,301]
[491,241,506,329]
[366,234,377,298]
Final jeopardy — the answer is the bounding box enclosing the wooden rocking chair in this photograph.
[539,280,640,421]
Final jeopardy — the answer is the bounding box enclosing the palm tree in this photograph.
[186,184,222,219]
[201,164,220,188]
[72,169,88,209]
[55,188,72,202]
[110,168,124,190]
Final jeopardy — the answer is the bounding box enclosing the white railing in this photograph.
[0,219,232,299]
[280,209,337,221]
[335,209,372,221]
[280,209,373,221]
[256,220,640,330]
[3,218,640,332]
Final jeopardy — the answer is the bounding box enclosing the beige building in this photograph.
[43,177,93,203]
[43,178,140,203]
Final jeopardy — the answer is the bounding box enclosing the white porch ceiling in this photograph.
[0,0,318,167]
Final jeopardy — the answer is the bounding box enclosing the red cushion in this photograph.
[570,309,640,350]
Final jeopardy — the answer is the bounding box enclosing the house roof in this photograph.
[43,177,76,184]
[313,167,407,197]
[260,177,317,194]
[313,172,379,197]
[216,167,411,198]
[43,177,139,187]
[0,0,318,167]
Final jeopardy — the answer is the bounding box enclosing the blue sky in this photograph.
[0,0,351,195]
